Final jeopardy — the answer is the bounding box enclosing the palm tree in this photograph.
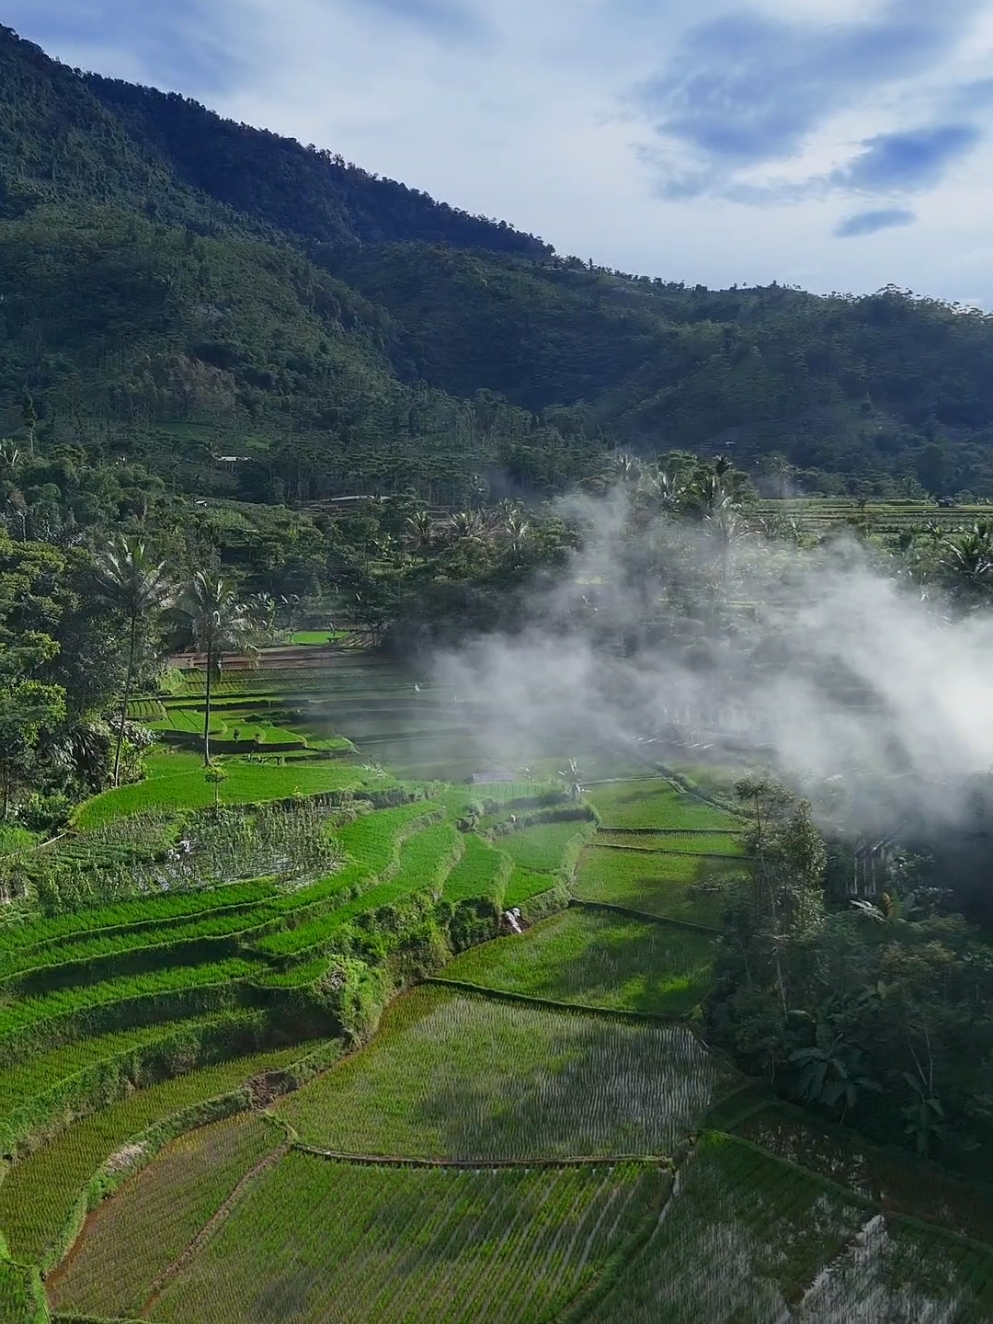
[404,510,435,553]
[446,510,486,541]
[172,573,256,764]
[96,537,172,786]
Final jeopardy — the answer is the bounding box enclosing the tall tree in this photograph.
[171,573,255,764]
[95,537,172,786]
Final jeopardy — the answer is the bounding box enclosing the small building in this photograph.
[468,768,516,785]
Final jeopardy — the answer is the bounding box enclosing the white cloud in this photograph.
[10,0,993,306]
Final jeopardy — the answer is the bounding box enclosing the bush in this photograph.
[20,793,72,836]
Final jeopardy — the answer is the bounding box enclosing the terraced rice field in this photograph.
[496,821,595,874]
[0,1041,316,1264]
[442,835,510,905]
[593,830,744,854]
[586,779,741,832]
[582,1134,993,1323]
[277,986,736,1160]
[46,1114,279,1319]
[140,1155,669,1324]
[75,759,386,828]
[8,646,993,1324]
[574,847,742,927]
[442,909,716,1017]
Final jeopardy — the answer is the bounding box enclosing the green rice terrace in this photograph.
[4,646,993,1322]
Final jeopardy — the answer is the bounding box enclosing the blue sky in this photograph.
[9,0,993,307]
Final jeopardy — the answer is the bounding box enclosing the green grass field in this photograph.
[442,909,716,1017]
[146,1155,668,1324]
[46,1114,279,1320]
[586,780,741,832]
[503,865,559,907]
[277,986,736,1160]
[0,1042,315,1263]
[574,847,742,926]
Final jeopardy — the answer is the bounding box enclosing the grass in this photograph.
[46,1114,278,1320]
[574,848,742,927]
[0,825,37,857]
[441,909,716,1017]
[290,631,338,644]
[277,986,736,1160]
[494,821,593,874]
[0,1041,316,1263]
[586,780,740,832]
[147,1153,667,1324]
[442,835,510,905]
[584,1133,993,1323]
[0,1263,42,1324]
[74,760,386,829]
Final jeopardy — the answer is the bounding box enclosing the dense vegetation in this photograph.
[6,19,993,1322]
[4,22,993,503]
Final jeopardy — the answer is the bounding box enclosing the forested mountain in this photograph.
[4,21,993,500]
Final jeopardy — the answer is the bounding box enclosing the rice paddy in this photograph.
[581,1134,993,1324]
[0,1041,315,1264]
[441,908,716,1017]
[2,645,991,1324]
[46,1114,279,1319]
[586,779,742,832]
[141,1155,669,1324]
[573,847,742,927]
[276,986,736,1160]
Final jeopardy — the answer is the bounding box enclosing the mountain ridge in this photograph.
[3,22,993,501]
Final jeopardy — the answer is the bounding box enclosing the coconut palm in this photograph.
[171,573,256,764]
[95,536,173,786]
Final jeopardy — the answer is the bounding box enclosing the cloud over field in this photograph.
[434,491,993,831]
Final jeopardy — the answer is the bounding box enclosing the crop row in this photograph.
[0,879,279,958]
[126,698,167,722]
[277,986,737,1159]
[442,836,511,905]
[0,1009,271,1157]
[0,1040,314,1265]
[73,761,382,830]
[46,1114,279,1321]
[131,1154,669,1324]
[584,1134,993,1323]
[258,819,462,965]
[0,958,263,1067]
[0,905,285,996]
[255,803,446,958]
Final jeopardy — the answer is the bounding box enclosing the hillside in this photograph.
[4,22,993,498]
